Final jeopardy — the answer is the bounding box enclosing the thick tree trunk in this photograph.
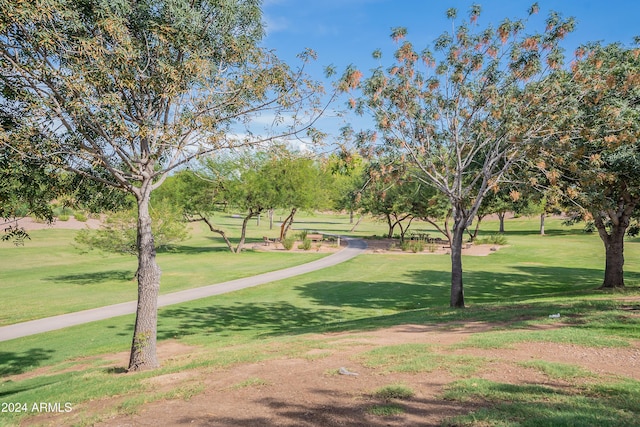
[602,233,625,288]
[594,213,628,289]
[128,184,161,371]
[450,220,466,308]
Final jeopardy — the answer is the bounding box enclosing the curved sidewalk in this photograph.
[0,238,367,342]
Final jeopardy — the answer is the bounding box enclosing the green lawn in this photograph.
[0,216,330,325]
[1,213,639,426]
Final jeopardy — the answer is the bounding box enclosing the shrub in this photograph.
[58,214,70,221]
[282,236,295,250]
[298,230,308,240]
[476,234,508,245]
[401,240,424,253]
[74,202,188,255]
[74,212,88,222]
[298,238,312,250]
[410,241,424,253]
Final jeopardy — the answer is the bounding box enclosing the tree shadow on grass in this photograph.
[289,266,640,332]
[294,277,451,311]
[157,243,230,255]
[176,388,468,426]
[294,266,599,313]
[404,265,636,304]
[0,348,55,376]
[484,228,591,237]
[161,236,267,255]
[43,270,134,286]
[157,302,339,340]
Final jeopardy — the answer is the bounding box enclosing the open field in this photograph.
[1,213,639,426]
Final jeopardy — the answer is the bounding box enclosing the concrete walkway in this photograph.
[0,238,367,342]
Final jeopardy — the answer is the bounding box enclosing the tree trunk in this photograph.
[497,212,506,233]
[280,207,297,240]
[594,213,628,289]
[200,216,235,253]
[269,209,274,230]
[237,209,259,252]
[466,214,484,242]
[450,219,466,308]
[385,213,394,238]
[539,213,545,236]
[128,183,161,371]
[349,215,363,232]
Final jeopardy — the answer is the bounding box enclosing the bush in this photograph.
[401,240,424,253]
[476,234,508,245]
[410,241,424,253]
[74,212,88,222]
[74,202,188,254]
[282,236,295,250]
[58,214,70,221]
[297,230,308,240]
[298,238,312,250]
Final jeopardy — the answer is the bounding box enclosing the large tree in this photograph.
[539,43,640,288]
[0,0,324,370]
[341,5,574,307]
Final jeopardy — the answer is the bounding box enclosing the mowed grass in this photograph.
[0,214,333,325]
[0,214,639,425]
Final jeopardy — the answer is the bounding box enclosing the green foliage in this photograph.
[401,239,426,252]
[0,225,30,246]
[74,212,88,222]
[538,44,640,288]
[298,238,312,251]
[281,236,295,250]
[475,234,508,245]
[75,203,188,255]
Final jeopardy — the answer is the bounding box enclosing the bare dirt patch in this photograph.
[27,323,639,427]
[253,237,502,256]
[5,216,102,231]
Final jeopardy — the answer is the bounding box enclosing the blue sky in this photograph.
[260,0,640,142]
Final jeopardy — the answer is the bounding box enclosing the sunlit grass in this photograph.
[442,377,640,427]
[0,214,639,425]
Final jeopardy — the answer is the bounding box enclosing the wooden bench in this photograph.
[306,233,323,242]
[263,236,275,246]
